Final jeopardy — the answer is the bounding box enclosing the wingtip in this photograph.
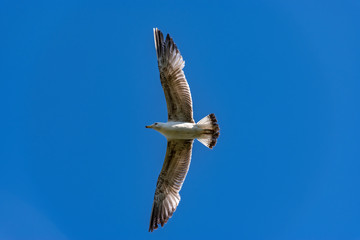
[154,27,162,36]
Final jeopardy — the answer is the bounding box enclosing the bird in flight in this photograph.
[146,28,220,232]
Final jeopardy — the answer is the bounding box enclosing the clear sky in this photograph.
[1,0,360,239]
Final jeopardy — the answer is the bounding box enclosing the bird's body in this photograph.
[147,122,205,139]
[146,28,220,232]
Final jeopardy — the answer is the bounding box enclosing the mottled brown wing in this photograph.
[153,28,194,123]
[149,139,194,232]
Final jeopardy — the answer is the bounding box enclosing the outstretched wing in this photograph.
[149,139,194,232]
[153,28,194,123]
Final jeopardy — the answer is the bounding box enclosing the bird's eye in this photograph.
[154,123,158,125]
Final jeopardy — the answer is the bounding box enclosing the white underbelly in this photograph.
[159,122,203,140]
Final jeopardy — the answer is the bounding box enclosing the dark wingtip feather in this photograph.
[149,200,174,232]
[154,28,181,67]
[154,28,165,59]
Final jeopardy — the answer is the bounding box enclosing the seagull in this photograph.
[146,28,220,232]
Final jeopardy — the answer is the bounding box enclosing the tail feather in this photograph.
[197,113,220,149]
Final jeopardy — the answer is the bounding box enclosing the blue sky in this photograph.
[1,0,360,239]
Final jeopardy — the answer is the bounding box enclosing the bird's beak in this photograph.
[145,125,152,128]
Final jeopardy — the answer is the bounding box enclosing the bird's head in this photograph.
[145,122,161,129]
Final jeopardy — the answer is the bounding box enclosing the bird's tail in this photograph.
[196,113,220,149]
